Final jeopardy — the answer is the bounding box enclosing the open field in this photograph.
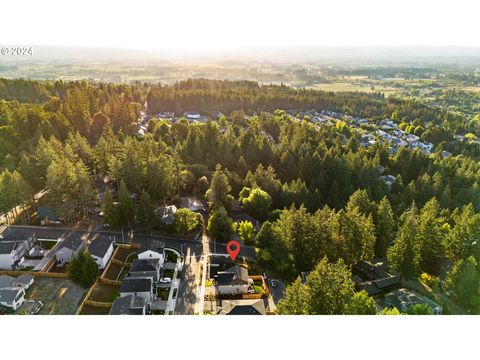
[25,277,86,315]
[307,82,398,95]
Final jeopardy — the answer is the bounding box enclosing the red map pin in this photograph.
[226,240,240,261]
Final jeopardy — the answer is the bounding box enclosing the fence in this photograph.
[0,269,67,278]
[76,279,99,315]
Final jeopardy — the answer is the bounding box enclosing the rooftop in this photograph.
[109,295,146,315]
[88,236,114,258]
[120,277,153,293]
[130,258,160,273]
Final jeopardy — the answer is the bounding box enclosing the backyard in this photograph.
[25,277,86,315]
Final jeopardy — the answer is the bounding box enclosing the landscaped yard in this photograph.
[25,277,86,315]
[89,283,120,303]
[165,249,179,263]
[39,240,58,250]
[253,280,264,294]
[157,287,170,301]
[163,269,174,279]
[114,247,138,263]
[103,262,122,280]
[80,305,110,315]
[118,266,131,280]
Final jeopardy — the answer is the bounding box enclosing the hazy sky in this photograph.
[2,0,480,51]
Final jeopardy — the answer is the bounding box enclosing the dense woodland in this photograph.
[1,78,480,314]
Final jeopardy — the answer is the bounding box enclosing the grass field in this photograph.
[307,82,398,95]
[25,277,86,315]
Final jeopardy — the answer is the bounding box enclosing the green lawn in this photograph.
[163,269,174,279]
[165,249,179,263]
[157,287,170,301]
[40,240,58,250]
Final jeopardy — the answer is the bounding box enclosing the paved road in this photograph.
[175,247,202,314]
[2,224,257,314]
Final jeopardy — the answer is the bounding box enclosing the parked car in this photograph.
[160,277,172,283]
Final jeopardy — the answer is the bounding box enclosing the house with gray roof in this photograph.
[215,265,250,295]
[55,236,85,265]
[0,287,25,311]
[129,258,161,282]
[109,295,146,315]
[119,277,154,305]
[88,236,114,269]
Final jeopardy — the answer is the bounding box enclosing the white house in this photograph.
[55,237,84,265]
[0,242,25,270]
[0,287,25,311]
[119,277,154,305]
[215,265,251,295]
[138,240,165,268]
[88,236,114,269]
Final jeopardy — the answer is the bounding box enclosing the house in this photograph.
[14,274,34,290]
[129,258,161,282]
[55,236,85,265]
[88,236,114,269]
[0,242,26,270]
[380,175,396,189]
[155,205,177,225]
[0,287,25,311]
[0,274,34,291]
[183,112,209,123]
[353,260,400,296]
[138,240,165,267]
[109,295,146,315]
[0,273,35,311]
[215,265,251,295]
[119,277,154,305]
[179,197,205,212]
[218,299,266,315]
[384,288,442,314]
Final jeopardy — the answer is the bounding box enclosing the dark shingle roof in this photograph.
[130,259,159,273]
[0,242,16,254]
[215,272,235,286]
[215,266,249,286]
[60,236,84,251]
[139,240,164,255]
[0,288,23,303]
[88,236,114,258]
[227,305,262,315]
[109,295,145,315]
[120,277,153,293]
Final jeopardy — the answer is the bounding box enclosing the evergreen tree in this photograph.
[387,204,421,279]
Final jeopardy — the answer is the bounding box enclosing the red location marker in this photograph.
[226,240,241,261]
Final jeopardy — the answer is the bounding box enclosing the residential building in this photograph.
[218,299,266,315]
[88,236,114,269]
[353,260,400,297]
[215,265,251,295]
[119,277,154,305]
[129,258,161,282]
[0,242,26,270]
[138,240,165,267]
[109,295,146,315]
[384,288,442,314]
[155,205,177,225]
[0,287,25,311]
[55,236,85,265]
[179,196,205,212]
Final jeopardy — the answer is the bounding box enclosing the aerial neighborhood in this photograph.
[1,77,480,316]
